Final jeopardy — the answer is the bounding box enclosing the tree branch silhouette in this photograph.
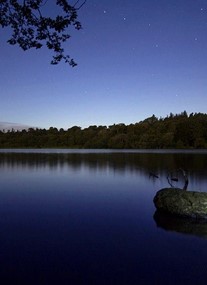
[0,0,86,66]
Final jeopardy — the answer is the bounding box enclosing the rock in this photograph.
[153,188,207,219]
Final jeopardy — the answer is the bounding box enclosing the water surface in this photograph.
[0,150,207,284]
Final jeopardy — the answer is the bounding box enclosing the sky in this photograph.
[0,0,207,129]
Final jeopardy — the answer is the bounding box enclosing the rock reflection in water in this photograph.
[154,210,207,239]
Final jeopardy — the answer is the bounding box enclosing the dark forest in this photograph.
[1,112,207,149]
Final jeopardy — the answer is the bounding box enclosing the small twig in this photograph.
[40,0,49,7]
[167,172,174,187]
[166,168,189,190]
[149,172,159,179]
[74,0,87,10]
[179,168,189,190]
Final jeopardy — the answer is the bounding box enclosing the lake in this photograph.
[0,149,207,285]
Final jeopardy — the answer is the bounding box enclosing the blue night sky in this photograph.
[0,0,207,129]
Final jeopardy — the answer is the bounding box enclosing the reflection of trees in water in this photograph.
[0,152,207,182]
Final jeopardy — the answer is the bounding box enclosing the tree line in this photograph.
[0,111,207,149]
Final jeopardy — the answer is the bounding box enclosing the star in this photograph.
[103,10,107,14]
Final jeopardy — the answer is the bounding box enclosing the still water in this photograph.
[0,149,207,285]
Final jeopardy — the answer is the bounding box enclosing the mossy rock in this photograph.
[154,188,207,219]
